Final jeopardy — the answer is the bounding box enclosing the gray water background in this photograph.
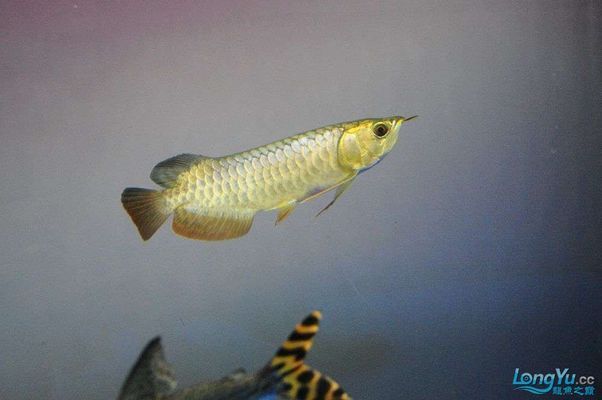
[1,1,600,399]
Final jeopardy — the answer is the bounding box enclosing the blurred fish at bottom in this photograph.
[117,311,351,400]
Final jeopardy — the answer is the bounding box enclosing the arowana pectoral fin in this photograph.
[300,174,357,205]
[315,176,356,217]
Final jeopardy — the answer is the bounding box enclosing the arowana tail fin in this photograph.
[117,337,177,400]
[121,188,170,241]
[268,311,351,400]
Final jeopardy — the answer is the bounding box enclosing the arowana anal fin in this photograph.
[117,337,177,400]
[150,153,207,188]
[172,207,255,241]
[269,311,351,400]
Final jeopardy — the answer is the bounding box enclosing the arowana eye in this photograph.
[373,123,389,138]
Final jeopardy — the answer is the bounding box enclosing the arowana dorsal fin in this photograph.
[150,153,206,188]
[269,311,351,400]
[117,337,177,400]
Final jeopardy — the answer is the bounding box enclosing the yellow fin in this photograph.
[269,311,351,400]
[172,207,254,241]
[276,202,297,225]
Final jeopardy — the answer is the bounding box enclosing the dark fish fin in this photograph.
[315,177,356,217]
[121,188,170,241]
[268,311,351,400]
[275,202,297,225]
[172,207,255,241]
[117,337,177,400]
[150,153,207,188]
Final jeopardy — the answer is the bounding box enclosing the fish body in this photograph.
[121,116,416,241]
[117,312,351,400]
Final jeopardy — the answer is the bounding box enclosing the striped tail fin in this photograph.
[268,311,351,400]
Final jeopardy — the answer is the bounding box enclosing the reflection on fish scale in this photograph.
[121,116,416,241]
[116,312,351,400]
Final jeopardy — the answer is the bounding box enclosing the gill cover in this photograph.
[337,118,407,171]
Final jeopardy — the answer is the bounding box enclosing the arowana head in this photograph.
[337,115,417,171]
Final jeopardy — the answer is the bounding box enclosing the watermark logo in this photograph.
[513,368,595,396]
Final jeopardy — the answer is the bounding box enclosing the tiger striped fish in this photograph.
[117,311,351,400]
[122,116,416,241]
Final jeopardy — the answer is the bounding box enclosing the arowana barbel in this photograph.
[121,116,416,241]
[116,311,351,400]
